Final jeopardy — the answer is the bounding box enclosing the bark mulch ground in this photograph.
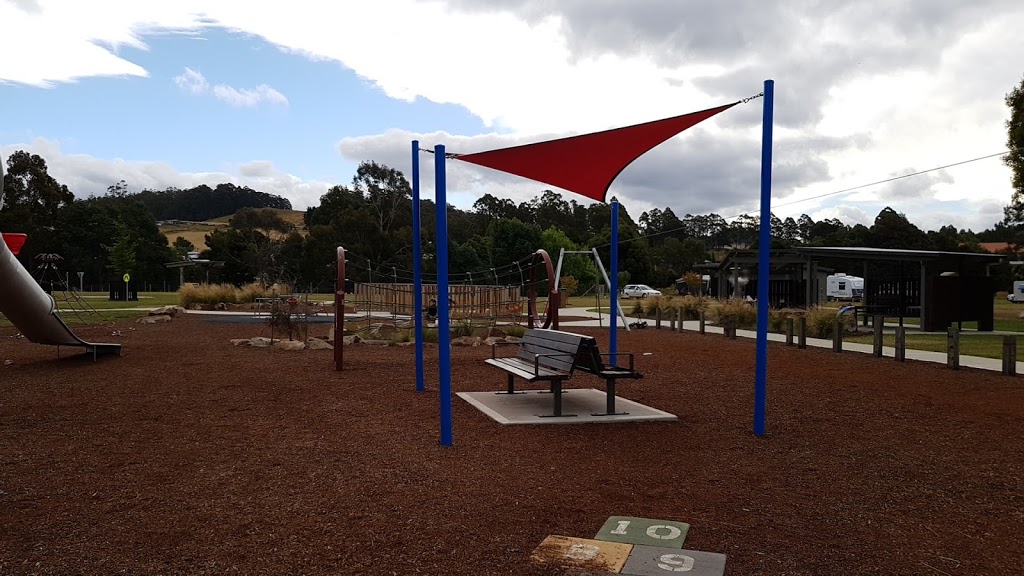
[1,317,1022,575]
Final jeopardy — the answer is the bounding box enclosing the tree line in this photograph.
[0,151,1018,294]
[201,161,1015,293]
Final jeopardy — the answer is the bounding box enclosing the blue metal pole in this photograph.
[412,140,424,393]
[435,145,453,446]
[610,199,619,365]
[754,79,774,437]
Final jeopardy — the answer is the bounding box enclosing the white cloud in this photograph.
[1,139,330,210]
[1,1,1022,232]
[172,67,208,94]
[211,84,288,107]
[171,66,287,107]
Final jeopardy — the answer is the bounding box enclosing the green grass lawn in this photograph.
[62,292,182,309]
[845,332,1012,360]
[0,292,180,327]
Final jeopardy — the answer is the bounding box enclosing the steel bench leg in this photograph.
[592,378,629,416]
[538,381,568,394]
[495,373,526,395]
[539,380,576,418]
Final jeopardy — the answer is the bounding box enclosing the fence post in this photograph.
[895,326,906,362]
[947,327,959,370]
[833,321,843,352]
[656,307,662,329]
[1002,336,1017,376]
[872,316,883,357]
[699,310,706,335]
[798,316,807,349]
[785,317,794,346]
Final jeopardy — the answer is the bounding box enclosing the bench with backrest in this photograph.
[485,328,643,417]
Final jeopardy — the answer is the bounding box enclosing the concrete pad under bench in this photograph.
[457,389,677,425]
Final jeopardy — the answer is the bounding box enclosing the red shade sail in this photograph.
[2,233,27,256]
[454,102,738,203]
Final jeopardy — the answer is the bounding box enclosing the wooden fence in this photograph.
[352,283,523,318]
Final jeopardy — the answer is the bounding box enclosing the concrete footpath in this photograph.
[557,307,1024,375]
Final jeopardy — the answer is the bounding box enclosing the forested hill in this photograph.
[133,183,292,221]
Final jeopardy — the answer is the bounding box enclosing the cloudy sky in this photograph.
[1,0,1022,233]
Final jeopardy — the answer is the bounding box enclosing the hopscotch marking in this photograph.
[620,546,727,576]
[595,516,690,549]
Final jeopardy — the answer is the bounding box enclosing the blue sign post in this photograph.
[754,79,775,437]
[435,145,453,446]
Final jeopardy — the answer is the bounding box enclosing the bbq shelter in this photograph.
[709,250,830,307]
[710,247,1004,331]
[797,246,1004,332]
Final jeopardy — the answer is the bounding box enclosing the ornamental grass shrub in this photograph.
[710,298,757,330]
[178,282,292,307]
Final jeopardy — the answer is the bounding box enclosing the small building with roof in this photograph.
[710,247,1005,331]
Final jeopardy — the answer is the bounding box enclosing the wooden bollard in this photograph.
[1002,336,1017,376]
[728,325,737,340]
[699,311,706,335]
[676,309,682,332]
[669,309,676,331]
[833,321,843,352]
[872,316,883,357]
[895,327,906,362]
[655,308,662,329]
[947,327,959,370]
[785,317,794,346]
[798,316,807,349]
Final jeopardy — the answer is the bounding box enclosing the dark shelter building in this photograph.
[710,247,1005,332]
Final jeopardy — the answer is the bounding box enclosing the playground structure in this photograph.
[0,161,121,359]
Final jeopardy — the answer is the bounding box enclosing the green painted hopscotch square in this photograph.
[595,516,690,549]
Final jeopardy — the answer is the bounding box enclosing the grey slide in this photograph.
[0,160,121,358]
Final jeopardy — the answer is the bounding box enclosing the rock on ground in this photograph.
[137,315,172,324]
[149,306,187,317]
[305,338,334,350]
[272,340,306,351]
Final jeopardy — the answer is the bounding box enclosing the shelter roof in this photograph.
[794,246,1004,262]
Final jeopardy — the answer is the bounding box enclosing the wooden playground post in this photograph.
[872,316,883,357]
[335,246,345,371]
[947,327,959,370]
[1002,336,1017,376]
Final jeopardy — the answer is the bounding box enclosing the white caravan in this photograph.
[826,273,864,301]
[1008,280,1024,303]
